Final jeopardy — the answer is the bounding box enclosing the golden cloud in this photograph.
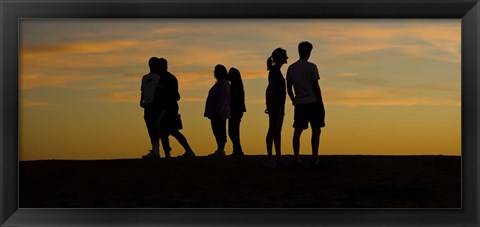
[22,100,51,108]
[325,89,460,106]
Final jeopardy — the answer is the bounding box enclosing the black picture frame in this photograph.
[1,0,479,226]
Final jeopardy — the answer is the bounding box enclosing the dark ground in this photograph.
[19,155,461,208]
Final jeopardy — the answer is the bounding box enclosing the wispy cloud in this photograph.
[22,100,51,108]
[319,21,460,63]
[102,92,138,103]
[20,73,103,90]
[23,39,143,54]
[336,72,361,77]
[326,89,460,107]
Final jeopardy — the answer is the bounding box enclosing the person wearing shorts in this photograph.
[294,102,325,129]
[287,41,325,166]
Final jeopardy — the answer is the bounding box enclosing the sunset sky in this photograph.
[19,19,461,161]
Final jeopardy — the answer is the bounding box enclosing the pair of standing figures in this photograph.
[140,57,196,159]
[204,65,246,157]
[264,41,325,168]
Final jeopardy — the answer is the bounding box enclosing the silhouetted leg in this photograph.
[211,118,227,151]
[227,118,236,147]
[144,111,160,155]
[171,130,193,153]
[266,114,278,157]
[219,119,227,151]
[312,128,321,163]
[228,117,243,154]
[145,120,159,145]
[273,113,284,157]
[159,129,171,158]
[266,132,273,157]
[293,128,303,163]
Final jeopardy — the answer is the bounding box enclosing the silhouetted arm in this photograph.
[286,68,295,105]
[312,80,322,103]
[240,83,246,112]
[311,64,322,103]
[205,84,218,118]
[173,76,181,101]
[218,81,230,120]
[140,90,145,108]
[287,80,295,105]
[265,72,274,112]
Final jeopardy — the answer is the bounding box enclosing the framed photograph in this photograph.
[1,0,479,226]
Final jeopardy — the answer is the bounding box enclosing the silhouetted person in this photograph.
[140,57,162,158]
[155,58,196,158]
[286,41,325,166]
[227,67,246,156]
[205,64,230,156]
[264,48,289,168]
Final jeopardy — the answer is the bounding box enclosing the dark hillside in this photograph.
[19,155,461,208]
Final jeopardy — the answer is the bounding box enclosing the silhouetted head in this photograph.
[267,48,288,71]
[148,57,160,73]
[227,67,242,83]
[158,58,168,71]
[298,41,313,59]
[214,64,228,80]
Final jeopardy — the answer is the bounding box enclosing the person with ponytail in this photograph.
[264,48,289,168]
